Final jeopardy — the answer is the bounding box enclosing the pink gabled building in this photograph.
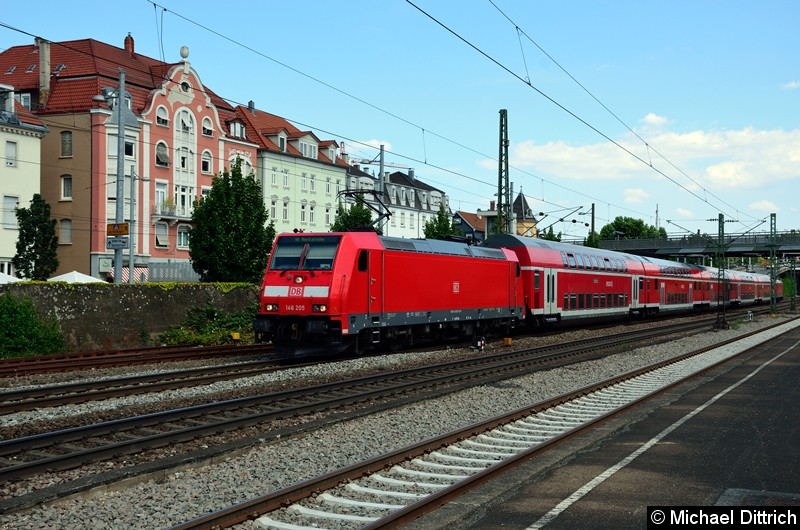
[0,34,257,280]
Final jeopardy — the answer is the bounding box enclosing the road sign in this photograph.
[106,236,130,249]
[107,223,129,236]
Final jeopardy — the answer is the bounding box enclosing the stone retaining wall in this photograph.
[0,283,258,351]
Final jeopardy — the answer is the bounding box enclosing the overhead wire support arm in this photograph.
[335,189,392,232]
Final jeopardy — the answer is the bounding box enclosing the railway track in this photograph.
[0,358,297,415]
[0,343,270,377]
[171,317,797,530]
[0,317,749,488]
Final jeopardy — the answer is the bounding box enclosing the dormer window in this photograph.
[230,121,245,139]
[300,141,317,159]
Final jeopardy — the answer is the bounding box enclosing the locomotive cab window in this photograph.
[269,235,341,271]
[358,250,368,272]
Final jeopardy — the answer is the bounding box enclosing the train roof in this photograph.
[379,235,509,260]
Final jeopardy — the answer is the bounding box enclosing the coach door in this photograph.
[544,268,558,316]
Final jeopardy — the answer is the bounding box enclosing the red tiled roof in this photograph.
[0,36,189,114]
[235,106,348,167]
[456,211,486,231]
[13,100,45,128]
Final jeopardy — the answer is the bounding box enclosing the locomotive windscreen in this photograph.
[269,235,341,271]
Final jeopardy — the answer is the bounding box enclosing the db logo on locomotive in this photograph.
[289,286,304,296]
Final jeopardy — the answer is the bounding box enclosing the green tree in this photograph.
[330,194,375,232]
[423,203,455,239]
[12,193,59,280]
[583,231,601,248]
[189,159,276,283]
[599,216,667,240]
[540,225,562,242]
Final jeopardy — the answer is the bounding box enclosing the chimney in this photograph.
[36,37,51,108]
[124,33,135,57]
[490,200,496,211]
[408,168,415,181]
[248,100,255,114]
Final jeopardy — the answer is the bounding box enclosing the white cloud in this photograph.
[641,113,669,127]
[749,199,779,214]
[623,188,649,204]
[781,80,800,90]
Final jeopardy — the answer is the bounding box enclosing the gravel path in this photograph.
[0,314,794,530]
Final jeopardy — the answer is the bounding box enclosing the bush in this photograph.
[157,302,257,346]
[0,293,66,357]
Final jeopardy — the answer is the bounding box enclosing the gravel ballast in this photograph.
[1,314,795,530]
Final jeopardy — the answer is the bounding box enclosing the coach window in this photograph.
[575,254,584,269]
[578,293,585,309]
[563,293,569,310]
[568,254,576,269]
[534,270,540,290]
[654,279,659,290]
[561,252,569,268]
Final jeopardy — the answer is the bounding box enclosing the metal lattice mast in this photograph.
[496,109,510,235]
[770,213,777,315]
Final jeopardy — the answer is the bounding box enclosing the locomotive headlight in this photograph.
[264,304,279,311]
[312,304,327,313]
[294,276,303,284]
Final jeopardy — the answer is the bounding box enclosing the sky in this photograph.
[2,0,798,240]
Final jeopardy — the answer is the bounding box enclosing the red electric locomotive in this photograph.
[255,231,525,355]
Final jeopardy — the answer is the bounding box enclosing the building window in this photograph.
[60,131,72,157]
[300,204,306,223]
[282,201,289,221]
[271,168,277,186]
[59,219,72,244]
[156,106,169,127]
[309,205,315,224]
[3,196,18,228]
[201,151,212,174]
[125,139,134,158]
[202,117,213,136]
[155,181,167,213]
[270,199,277,219]
[155,142,170,167]
[301,173,307,191]
[326,177,331,195]
[229,121,245,139]
[174,185,194,217]
[155,223,169,248]
[283,170,289,188]
[61,175,73,200]
[278,136,286,152]
[177,225,190,248]
[325,206,331,226]
[5,141,17,167]
[300,142,318,159]
[310,175,315,192]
